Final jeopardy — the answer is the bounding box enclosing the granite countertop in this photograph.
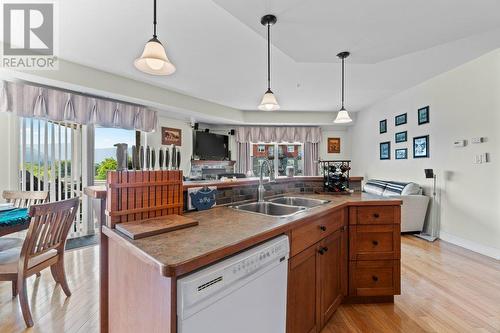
[102,192,400,278]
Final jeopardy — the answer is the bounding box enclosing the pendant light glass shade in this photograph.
[135,0,175,76]
[259,89,280,111]
[334,108,353,123]
[134,38,176,75]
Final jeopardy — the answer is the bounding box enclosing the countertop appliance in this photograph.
[177,235,290,333]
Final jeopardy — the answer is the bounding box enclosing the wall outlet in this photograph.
[471,137,484,144]
[474,153,489,164]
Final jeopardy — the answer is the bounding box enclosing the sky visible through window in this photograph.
[94,128,135,163]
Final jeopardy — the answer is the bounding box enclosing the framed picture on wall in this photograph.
[418,106,430,125]
[395,113,407,126]
[395,131,407,143]
[395,148,408,160]
[327,137,341,153]
[380,141,391,160]
[413,135,429,158]
[161,127,182,146]
[379,119,387,134]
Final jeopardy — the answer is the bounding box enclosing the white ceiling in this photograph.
[29,1,500,115]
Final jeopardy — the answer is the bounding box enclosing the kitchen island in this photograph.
[93,188,401,333]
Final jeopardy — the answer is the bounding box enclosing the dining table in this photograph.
[0,207,30,237]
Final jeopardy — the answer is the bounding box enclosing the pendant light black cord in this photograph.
[341,56,345,110]
[153,0,157,39]
[267,22,271,91]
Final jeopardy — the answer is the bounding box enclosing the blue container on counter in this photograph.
[189,187,217,211]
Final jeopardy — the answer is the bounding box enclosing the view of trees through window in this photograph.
[94,128,136,180]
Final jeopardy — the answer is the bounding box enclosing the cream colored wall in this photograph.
[0,112,19,200]
[350,49,500,259]
[145,116,193,176]
[319,128,352,161]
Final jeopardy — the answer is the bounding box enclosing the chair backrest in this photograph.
[2,191,49,208]
[19,198,79,270]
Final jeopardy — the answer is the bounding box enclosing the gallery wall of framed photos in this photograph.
[378,106,430,160]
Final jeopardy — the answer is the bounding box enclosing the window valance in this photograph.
[0,81,157,132]
[235,126,322,144]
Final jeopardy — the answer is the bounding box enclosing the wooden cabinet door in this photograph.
[287,243,320,333]
[318,229,343,327]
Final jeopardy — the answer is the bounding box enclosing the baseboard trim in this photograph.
[439,231,500,260]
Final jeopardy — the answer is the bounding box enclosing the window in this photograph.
[250,142,304,178]
[94,127,137,181]
[19,118,85,237]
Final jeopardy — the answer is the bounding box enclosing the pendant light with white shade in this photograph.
[334,51,353,123]
[134,0,176,76]
[258,14,280,111]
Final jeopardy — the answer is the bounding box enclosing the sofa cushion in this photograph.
[364,179,421,196]
[363,180,388,196]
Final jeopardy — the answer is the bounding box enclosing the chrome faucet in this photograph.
[258,160,275,202]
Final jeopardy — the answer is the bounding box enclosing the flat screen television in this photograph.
[194,131,229,160]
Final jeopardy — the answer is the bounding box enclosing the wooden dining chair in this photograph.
[0,197,79,327]
[2,190,49,208]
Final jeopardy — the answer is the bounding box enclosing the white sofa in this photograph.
[363,179,430,233]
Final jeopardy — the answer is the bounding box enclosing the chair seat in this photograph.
[0,247,58,274]
[0,237,24,252]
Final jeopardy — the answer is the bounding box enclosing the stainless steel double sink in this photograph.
[230,196,330,218]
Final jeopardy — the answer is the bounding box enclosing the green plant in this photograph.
[96,158,117,180]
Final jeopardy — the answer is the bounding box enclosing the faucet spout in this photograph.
[258,159,274,202]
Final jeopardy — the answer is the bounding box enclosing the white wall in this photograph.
[0,112,19,200]
[319,128,352,161]
[350,49,500,259]
[145,116,193,175]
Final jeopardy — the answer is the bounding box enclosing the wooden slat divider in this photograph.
[155,171,162,217]
[161,171,168,216]
[105,170,183,228]
[107,180,182,189]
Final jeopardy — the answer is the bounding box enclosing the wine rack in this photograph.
[319,160,351,193]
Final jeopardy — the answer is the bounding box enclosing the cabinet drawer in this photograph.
[291,209,344,257]
[350,206,398,225]
[349,225,401,261]
[349,260,400,296]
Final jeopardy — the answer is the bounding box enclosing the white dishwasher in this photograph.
[177,235,289,333]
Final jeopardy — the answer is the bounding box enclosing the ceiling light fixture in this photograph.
[134,0,176,76]
[258,14,280,111]
[334,51,353,123]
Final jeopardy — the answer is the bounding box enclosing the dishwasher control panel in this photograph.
[227,239,288,280]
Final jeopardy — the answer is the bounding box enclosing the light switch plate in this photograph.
[453,140,466,147]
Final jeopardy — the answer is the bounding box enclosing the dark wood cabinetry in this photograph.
[287,204,401,333]
[288,244,319,333]
[287,211,346,333]
[347,205,401,301]
[318,229,346,327]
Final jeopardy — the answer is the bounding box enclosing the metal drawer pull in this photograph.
[373,213,380,218]
[372,275,379,282]
[372,240,379,246]
[319,225,327,231]
[318,247,328,255]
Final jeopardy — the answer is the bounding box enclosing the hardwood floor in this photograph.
[0,246,99,333]
[323,236,500,332]
[0,236,499,332]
